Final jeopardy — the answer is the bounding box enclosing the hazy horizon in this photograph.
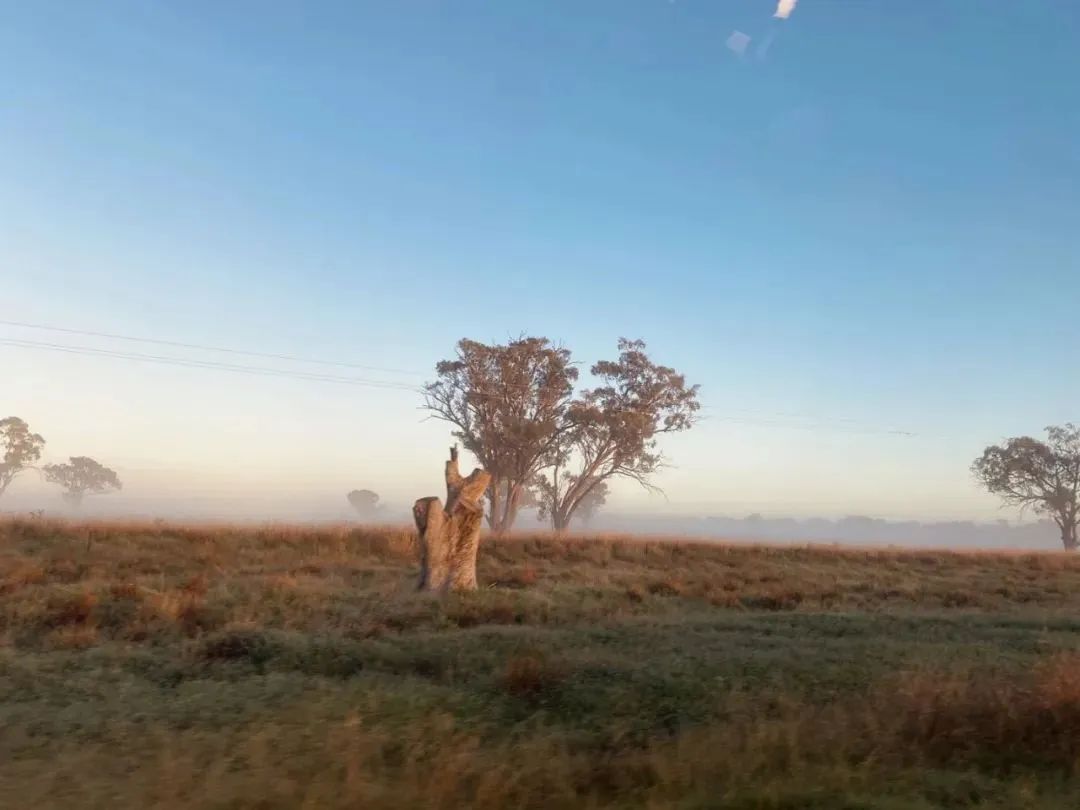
[2,488,1064,553]
[1,462,1063,552]
[0,437,1040,526]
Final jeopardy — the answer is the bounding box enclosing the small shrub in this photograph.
[198,629,277,670]
[942,590,980,608]
[495,566,539,589]
[708,591,742,609]
[285,638,367,679]
[446,593,528,627]
[378,602,442,633]
[10,564,46,587]
[500,651,564,701]
[176,597,224,637]
[816,589,841,608]
[181,573,209,596]
[46,624,97,649]
[647,578,685,597]
[877,588,915,601]
[404,653,449,680]
[109,581,140,600]
[95,592,142,635]
[740,590,803,611]
[45,558,84,583]
[44,590,97,628]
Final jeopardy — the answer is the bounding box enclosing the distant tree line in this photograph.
[0,416,122,508]
[423,337,700,533]
[8,371,1078,553]
[590,512,1068,549]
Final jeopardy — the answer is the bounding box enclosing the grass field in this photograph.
[4,518,1080,808]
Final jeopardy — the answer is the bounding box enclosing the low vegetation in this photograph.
[5,518,1080,808]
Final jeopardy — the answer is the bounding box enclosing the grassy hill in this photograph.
[4,518,1080,808]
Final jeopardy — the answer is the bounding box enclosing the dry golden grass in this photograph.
[5,517,1080,808]
[5,516,1080,648]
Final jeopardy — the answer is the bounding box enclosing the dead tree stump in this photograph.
[413,446,492,592]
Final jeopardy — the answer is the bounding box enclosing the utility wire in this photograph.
[0,319,904,430]
[0,338,421,390]
[0,319,612,397]
[0,318,426,377]
[1,329,918,437]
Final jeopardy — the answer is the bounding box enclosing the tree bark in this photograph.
[1062,523,1078,551]
[487,480,503,533]
[504,482,523,533]
[414,446,492,592]
[553,476,602,533]
[551,505,571,533]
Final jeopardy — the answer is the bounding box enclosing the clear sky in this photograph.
[2,1,1078,521]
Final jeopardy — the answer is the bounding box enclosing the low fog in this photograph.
[1,485,1061,551]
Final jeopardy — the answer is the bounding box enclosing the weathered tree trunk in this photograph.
[413,447,492,592]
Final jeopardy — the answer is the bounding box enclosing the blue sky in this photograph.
[2,1,1078,520]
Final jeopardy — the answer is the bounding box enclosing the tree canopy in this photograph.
[534,339,699,530]
[0,416,46,498]
[424,337,699,533]
[42,456,122,508]
[972,424,1080,550]
[423,337,578,533]
[347,489,380,518]
[549,478,608,529]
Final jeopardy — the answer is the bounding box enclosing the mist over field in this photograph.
[1,483,1060,550]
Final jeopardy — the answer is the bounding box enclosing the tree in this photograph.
[972,424,1080,550]
[346,489,380,519]
[535,339,700,531]
[535,477,608,529]
[423,337,577,533]
[574,479,608,529]
[41,456,122,508]
[413,446,492,592]
[0,417,45,498]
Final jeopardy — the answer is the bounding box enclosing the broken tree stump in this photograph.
[413,446,492,592]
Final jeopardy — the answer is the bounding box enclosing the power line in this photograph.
[0,337,614,405]
[0,333,919,438]
[0,319,641,398]
[0,338,591,403]
[0,319,427,378]
[701,413,916,437]
[0,338,421,390]
[0,320,673,401]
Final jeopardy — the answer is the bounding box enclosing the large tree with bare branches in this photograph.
[972,424,1080,550]
[534,339,700,531]
[422,337,577,534]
